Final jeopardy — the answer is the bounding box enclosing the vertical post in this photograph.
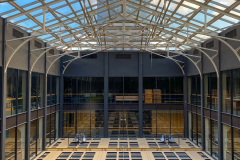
[139,52,143,138]
[183,57,188,137]
[201,43,205,150]
[104,52,109,137]
[218,35,223,160]
[59,51,63,137]
[42,43,47,150]
[25,32,31,160]
[0,18,6,160]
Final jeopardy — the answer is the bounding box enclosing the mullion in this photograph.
[196,76,198,145]
[15,70,19,160]
[231,70,233,160]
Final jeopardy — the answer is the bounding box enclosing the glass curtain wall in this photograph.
[31,72,44,110]
[6,68,28,116]
[143,77,183,104]
[46,113,56,146]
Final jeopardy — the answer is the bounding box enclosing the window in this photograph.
[34,40,42,48]
[13,28,23,38]
[206,40,214,48]
[225,29,236,39]
[116,54,131,59]
[6,68,17,116]
[49,49,54,55]
[150,54,165,59]
[81,53,97,59]
[193,49,199,55]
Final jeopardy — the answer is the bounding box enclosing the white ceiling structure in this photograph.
[1,0,240,76]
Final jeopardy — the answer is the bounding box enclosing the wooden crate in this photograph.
[144,89,153,103]
[153,89,161,103]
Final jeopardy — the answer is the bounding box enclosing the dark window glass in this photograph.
[198,114,201,147]
[116,54,131,59]
[91,77,104,103]
[34,40,42,48]
[187,77,191,104]
[193,49,199,55]
[206,40,214,48]
[30,120,37,159]
[108,77,123,103]
[63,111,75,137]
[197,76,201,107]
[225,28,236,39]
[49,49,54,55]
[188,112,192,140]
[143,110,156,137]
[47,76,51,106]
[233,69,240,116]
[211,73,218,110]
[81,53,97,59]
[193,113,197,143]
[81,77,90,103]
[204,74,210,109]
[170,77,183,103]
[191,76,196,105]
[46,115,51,146]
[150,54,165,59]
[51,113,56,143]
[6,68,17,116]
[18,70,27,113]
[31,72,38,110]
[222,71,231,114]
[13,28,23,38]
[51,76,56,105]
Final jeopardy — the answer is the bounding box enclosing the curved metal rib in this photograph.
[5,37,35,73]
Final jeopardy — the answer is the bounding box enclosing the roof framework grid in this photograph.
[1,0,240,76]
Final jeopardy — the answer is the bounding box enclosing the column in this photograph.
[59,51,63,137]
[139,52,143,137]
[183,74,188,137]
[104,52,108,137]
[0,18,6,160]
[201,43,205,150]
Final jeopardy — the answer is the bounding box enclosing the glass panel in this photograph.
[38,74,44,108]
[5,128,16,160]
[109,77,123,103]
[157,77,170,103]
[46,115,51,146]
[47,76,51,106]
[51,113,55,143]
[143,110,156,138]
[125,110,139,137]
[233,69,240,116]
[157,110,170,136]
[170,77,183,103]
[51,76,56,105]
[222,71,231,114]
[63,111,76,137]
[212,120,218,159]
[233,127,240,160]
[191,76,196,105]
[30,120,37,159]
[171,110,184,137]
[6,68,17,116]
[193,113,197,143]
[143,77,156,104]
[187,77,191,104]
[197,115,201,146]
[31,72,38,110]
[204,74,210,109]
[91,77,104,103]
[37,118,43,154]
[17,124,25,160]
[77,110,90,137]
[124,77,138,103]
[56,112,59,139]
[205,118,211,154]
[56,77,60,104]
[18,70,27,113]
[81,77,90,103]
[223,124,231,160]
[211,73,218,110]
[64,77,72,103]
[188,112,192,140]
[196,76,201,107]
[91,110,104,137]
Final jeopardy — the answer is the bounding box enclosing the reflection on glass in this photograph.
[233,69,240,116]
[143,110,156,137]
[193,113,197,143]
[31,73,44,110]
[47,76,51,106]
[197,76,201,107]
[63,111,75,137]
[205,118,211,154]
[91,110,104,137]
[187,77,191,104]
[233,128,240,160]
[108,110,139,137]
[223,124,231,160]
[6,68,17,116]
[212,120,218,159]
[51,76,56,105]
[56,77,60,104]
[188,112,192,140]
[37,118,43,154]
[17,124,26,160]
[18,70,27,113]
[170,110,184,137]
[51,113,55,143]
[211,73,218,110]
[91,77,104,103]
[204,74,210,109]
[46,115,51,146]
[170,77,183,103]
[30,120,37,159]
[191,76,196,105]
[222,71,231,114]
[77,110,90,137]
[56,112,59,139]
[108,77,123,103]
[198,114,201,146]
[5,128,16,160]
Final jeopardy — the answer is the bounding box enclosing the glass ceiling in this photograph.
[0,0,240,51]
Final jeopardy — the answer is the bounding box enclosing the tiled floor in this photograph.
[34,138,213,160]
